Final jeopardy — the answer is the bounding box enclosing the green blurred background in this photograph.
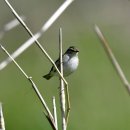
[1,0,130,129]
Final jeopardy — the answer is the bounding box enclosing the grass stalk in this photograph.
[95,25,130,94]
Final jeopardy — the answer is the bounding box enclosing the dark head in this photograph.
[65,46,79,55]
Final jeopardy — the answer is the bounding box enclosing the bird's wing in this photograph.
[50,58,60,73]
[49,54,69,73]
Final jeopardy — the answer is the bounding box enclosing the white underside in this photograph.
[60,55,79,76]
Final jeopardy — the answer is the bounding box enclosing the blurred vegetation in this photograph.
[1,0,130,130]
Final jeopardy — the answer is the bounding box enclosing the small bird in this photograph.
[43,46,79,80]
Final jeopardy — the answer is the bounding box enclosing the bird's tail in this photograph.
[43,73,52,80]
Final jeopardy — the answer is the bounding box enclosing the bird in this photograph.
[43,46,79,80]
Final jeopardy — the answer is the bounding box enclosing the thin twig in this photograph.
[95,25,130,94]
[0,103,5,130]
[65,83,70,126]
[0,44,56,130]
[0,0,71,85]
[59,28,66,130]
[0,16,26,39]
[0,0,74,85]
[52,97,58,130]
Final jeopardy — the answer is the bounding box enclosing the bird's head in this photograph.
[66,46,79,56]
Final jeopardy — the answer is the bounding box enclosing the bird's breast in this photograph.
[63,56,79,76]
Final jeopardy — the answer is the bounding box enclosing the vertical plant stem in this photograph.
[65,84,70,126]
[59,28,66,130]
[52,97,58,130]
[0,103,5,130]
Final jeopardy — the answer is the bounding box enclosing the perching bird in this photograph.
[43,46,79,80]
